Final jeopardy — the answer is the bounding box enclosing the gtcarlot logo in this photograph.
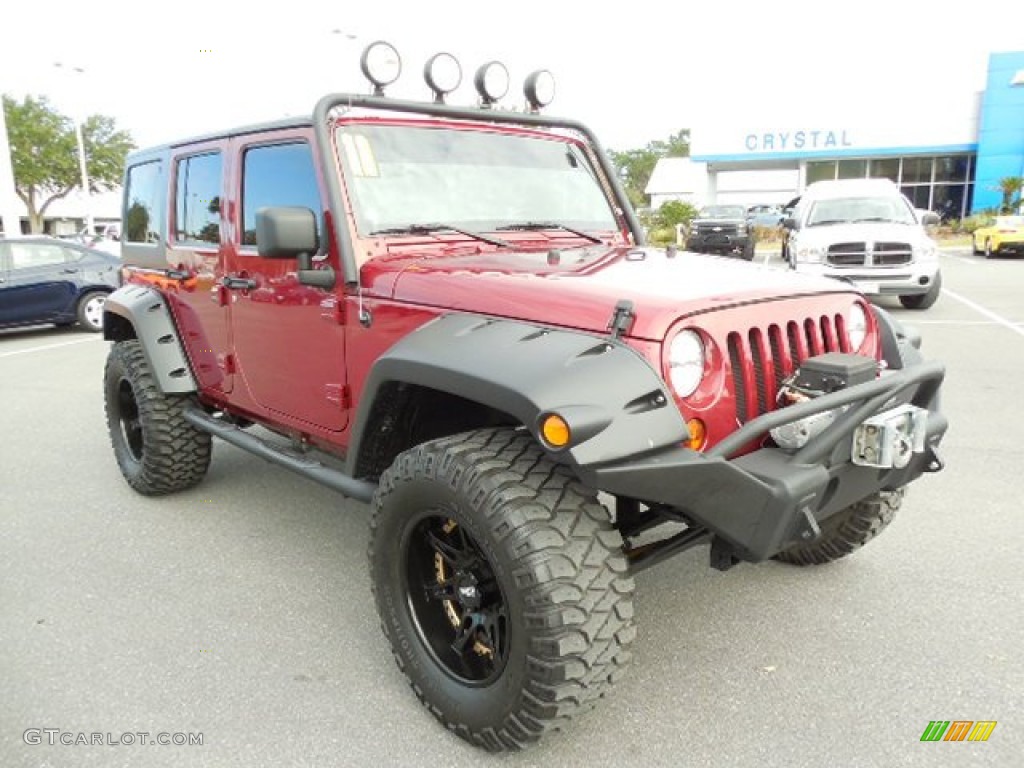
[23,729,203,746]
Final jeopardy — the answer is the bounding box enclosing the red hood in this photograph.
[364,245,857,340]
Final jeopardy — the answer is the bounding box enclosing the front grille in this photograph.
[696,223,739,236]
[827,242,866,266]
[826,241,913,267]
[873,241,913,265]
[727,314,849,424]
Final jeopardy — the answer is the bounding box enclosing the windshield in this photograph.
[995,216,1024,229]
[336,124,620,237]
[699,205,747,219]
[806,196,917,227]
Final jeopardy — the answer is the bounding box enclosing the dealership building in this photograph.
[646,50,1024,218]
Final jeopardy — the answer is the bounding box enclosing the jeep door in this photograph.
[225,131,348,432]
[165,143,233,394]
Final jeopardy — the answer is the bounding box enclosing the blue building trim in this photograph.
[972,51,1024,213]
[692,144,978,164]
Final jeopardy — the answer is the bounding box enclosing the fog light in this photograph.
[540,413,570,448]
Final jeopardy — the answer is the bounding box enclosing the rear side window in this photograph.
[175,152,222,244]
[241,142,321,246]
[6,242,74,269]
[124,161,164,243]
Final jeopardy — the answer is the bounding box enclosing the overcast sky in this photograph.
[3,0,1022,152]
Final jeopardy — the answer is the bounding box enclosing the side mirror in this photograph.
[920,211,940,227]
[255,207,335,289]
[782,217,798,231]
[256,206,319,258]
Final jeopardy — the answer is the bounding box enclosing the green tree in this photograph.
[997,176,1023,214]
[610,129,690,210]
[654,199,698,230]
[3,94,135,233]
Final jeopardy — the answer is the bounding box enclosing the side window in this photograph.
[241,142,321,246]
[9,242,73,270]
[124,160,164,243]
[175,152,222,244]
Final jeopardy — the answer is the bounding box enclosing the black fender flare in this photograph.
[346,314,687,475]
[102,284,197,394]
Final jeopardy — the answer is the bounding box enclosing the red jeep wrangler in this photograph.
[102,43,947,752]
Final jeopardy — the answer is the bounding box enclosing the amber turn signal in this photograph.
[685,418,707,451]
[540,414,571,448]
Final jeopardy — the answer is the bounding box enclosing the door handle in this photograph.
[61,268,79,274]
[222,276,258,290]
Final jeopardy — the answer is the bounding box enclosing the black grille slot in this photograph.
[727,333,748,423]
[769,324,786,393]
[873,241,913,265]
[749,329,768,417]
[827,242,867,266]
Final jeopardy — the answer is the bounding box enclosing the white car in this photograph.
[783,179,941,309]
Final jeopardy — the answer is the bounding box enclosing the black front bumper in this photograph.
[580,360,946,562]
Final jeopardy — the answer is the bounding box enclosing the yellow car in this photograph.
[971,215,1024,258]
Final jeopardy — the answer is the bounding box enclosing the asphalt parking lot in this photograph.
[1,247,1022,767]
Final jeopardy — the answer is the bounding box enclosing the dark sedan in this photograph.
[0,237,121,332]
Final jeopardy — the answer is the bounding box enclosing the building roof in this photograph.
[645,157,702,196]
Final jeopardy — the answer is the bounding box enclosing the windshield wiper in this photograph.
[808,219,849,227]
[495,221,603,244]
[368,223,510,247]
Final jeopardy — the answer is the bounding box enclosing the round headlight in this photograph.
[474,61,509,106]
[668,330,705,398]
[360,41,402,95]
[848,303,868,351]
[424,52,462,103]
[524,69,556,111]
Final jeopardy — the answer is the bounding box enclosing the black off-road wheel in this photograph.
[369,429,635,752]
[774,489,904,566]
[104,340,211,495]
[741,240,755,261]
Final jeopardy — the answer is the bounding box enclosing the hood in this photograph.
[367,245,856,340]
[794,222,933,248]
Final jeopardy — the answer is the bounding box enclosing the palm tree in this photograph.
[998,176,1023,214]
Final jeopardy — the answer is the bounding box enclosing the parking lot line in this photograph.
[941,288,1024,339]
[0,337,102,359]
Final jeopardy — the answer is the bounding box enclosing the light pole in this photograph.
[54,62,93,236]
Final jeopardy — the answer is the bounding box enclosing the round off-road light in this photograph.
[424,52,462,103]
[360,41,402,95]
[474,61,509,107]
[540,413,570,449]
[524,69,556,111]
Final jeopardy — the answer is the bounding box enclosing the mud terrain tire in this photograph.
[104,340,211,495]
[369,428,635,752]
[774,490,903,566]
